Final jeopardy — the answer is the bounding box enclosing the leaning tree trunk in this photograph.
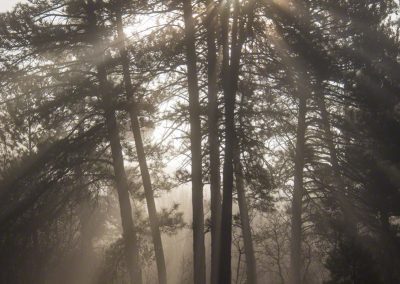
[205,2,222,283]
[182,0,206,283]
[98,62,142,284]
[85,2,142,282]
[116,10,167,284]
[290,92,307,284]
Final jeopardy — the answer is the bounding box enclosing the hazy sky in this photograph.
[0,0,24,12]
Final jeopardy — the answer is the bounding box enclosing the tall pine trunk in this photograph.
[116,11,167,284]
[205,2,222,283]
[290,92,307,284]
[85,2,142,283]
[182,0,206,283]
[219,0,247,281]
[218,0,234,281]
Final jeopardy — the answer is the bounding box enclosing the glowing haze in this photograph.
[0,0,25,12]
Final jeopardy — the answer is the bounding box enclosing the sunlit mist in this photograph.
[1,0,399,284]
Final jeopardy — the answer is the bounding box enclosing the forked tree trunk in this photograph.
[290,93,307,284]
[97,64,143,284]
[116,11,167,284]
[205,2,222,283]
[86,2,142,282]
[182,0,206,283]
[219,0,248,281]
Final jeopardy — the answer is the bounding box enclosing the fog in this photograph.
[1,0,399,284]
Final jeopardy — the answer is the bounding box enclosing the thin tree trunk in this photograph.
[205,2,222,283]
[234,151,258,284]
[115,11,167,284]
[290,93,307,284]
[85,2,142,282]
[234,97,257,284]
[182,0,206,283]
[235,246,243,284]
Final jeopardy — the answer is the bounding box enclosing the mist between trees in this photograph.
[0,0,400,284]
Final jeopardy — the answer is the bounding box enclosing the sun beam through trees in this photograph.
[0,0,400,284]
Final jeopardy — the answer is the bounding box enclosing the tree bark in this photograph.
[116,11,167,284]
[290,93,307,284]
[205,2,222,284]
[182,0,206,283]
